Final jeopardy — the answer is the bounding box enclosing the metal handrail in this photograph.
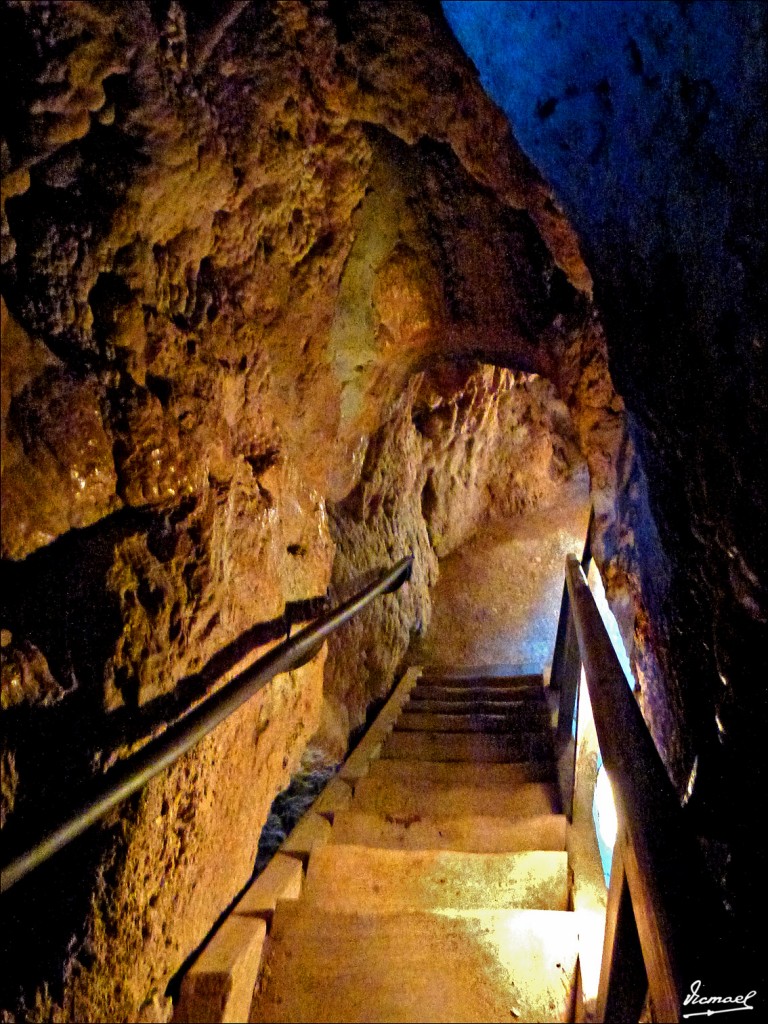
[1,555,413,893]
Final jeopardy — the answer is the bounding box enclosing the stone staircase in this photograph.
[175,666,581,1023]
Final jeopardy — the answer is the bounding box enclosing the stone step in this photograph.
[366,758,555,787]
[403,698,550,718]
[395,711,547,733]
[381,729,553,763]
[420,661,540,674]
[418,671,544,690]
[330,811,567,853]
[411,684,544,703]
[175,917,266,1024]
[338,668,422,782]
[236,853,304,923]
[351,776,561,819]
[302,846,568,913]
[417,662,540,679]
[251,905,578,1023]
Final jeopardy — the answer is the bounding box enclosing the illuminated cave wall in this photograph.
[3,1,762,1019]
[444,1,768,960]
[445,0,768,815]
[0,3,615,1020]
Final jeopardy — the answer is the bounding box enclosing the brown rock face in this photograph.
[1,2,625,1021]
[1,301,119,557]
[322,363,584,757]
[441,3,767,897]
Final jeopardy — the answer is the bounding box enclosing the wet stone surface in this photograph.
[409,474,590,671]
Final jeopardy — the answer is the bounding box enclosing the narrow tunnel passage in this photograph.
[409,473,590,671]
[1,0,764,1020]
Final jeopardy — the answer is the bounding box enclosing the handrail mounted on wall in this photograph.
[1,555,413,894]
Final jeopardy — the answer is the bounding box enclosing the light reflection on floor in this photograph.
[409,475,591,672]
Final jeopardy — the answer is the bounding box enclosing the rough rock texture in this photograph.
[409,477,590,671]
[2,656,325,1024]
[321,363,584,757]
[1,2,621,1020]
[445,0,767,963]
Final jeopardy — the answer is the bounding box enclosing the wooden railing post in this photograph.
[553,510,593,820]
[555,607,581,743]
[564,553,732,1023]
[565,554,682,1016]
[554,605,580,821]
[551,508,593,698]
[597,833,648,1022]
[550,581,572,694]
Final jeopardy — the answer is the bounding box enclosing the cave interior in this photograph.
[0,1,765,1021]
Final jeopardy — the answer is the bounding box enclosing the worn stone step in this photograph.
[251,905,578,1023]
[403,698,550,719]
[330,811,567,853]
[236,853,304,923]
[381,729,553,763]
[338,668,421,782]
[418,671,544,690]
[395,710,547,733]
[280,812,332,865]
[420,661,540,674]
[175,916,267,1024]
[417,662,540,679]
[366,758,555,787]
[411,684,544,703]
[351,776,561,819]
[302,846,568,913]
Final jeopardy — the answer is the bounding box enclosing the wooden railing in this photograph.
[0,555,413,893]
[550,509,592,819]
[553,551,728,1022]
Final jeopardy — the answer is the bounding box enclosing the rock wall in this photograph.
[445,0,767,952]
[321,362,584,758]
[1,2,622,1020]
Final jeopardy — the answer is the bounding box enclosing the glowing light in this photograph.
[594,764,618,849]
[682,754,698,807]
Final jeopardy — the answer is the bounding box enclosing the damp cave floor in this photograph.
[407,475,591,674]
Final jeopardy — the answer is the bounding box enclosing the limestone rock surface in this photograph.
[321,363,584,756]
[1,2,625,1021]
